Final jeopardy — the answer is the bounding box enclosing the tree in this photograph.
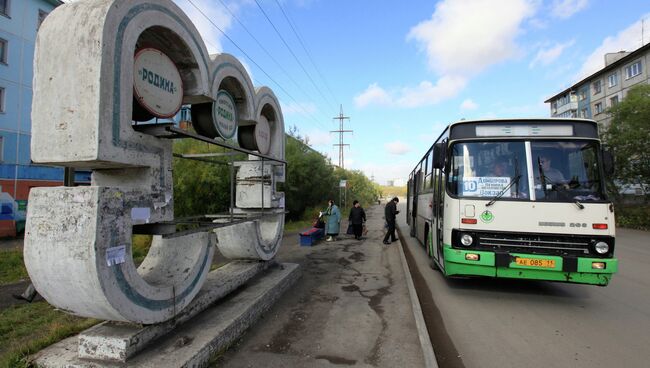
[282,134,337,220]
[603,84,650,194]
[172,139,241,218]
[172,125,380,221]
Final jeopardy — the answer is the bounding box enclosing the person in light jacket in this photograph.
[322,199,341,241]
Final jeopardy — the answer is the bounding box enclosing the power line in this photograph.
[184,0,328,131]
[214,0,330,124]
[252,0,338,112]
[272,0,339,105]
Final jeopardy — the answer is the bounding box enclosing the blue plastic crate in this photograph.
[299,228,324,246]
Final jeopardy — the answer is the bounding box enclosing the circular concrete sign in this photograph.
[213,90,237,139]
[133,48,183,118]
[255,115,271,155]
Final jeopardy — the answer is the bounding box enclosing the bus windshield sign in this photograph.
[476,125,573,137]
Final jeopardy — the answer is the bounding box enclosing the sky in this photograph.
[66,0,650,184]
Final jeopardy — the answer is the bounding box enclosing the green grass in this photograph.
[284,220,312,233]
[0,302,98,368]
[0,228,298,367]
[132,234,153,265]
[0,250,28,286]
[0,235,153,367]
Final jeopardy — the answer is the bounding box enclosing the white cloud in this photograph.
[407,0,537,76]
[577,14,650,79]
[304,129,331,146]
[391,0,537,109]
[529,40,575,68]
[396,77,467,108]
[460,98,478,110]
[385,141,411,155]
[550,0,589,19]
[174,0,233,54]
[360,161,414,186]
[354,83,392,108]
[354,76,467,109]
[281,101,317,115]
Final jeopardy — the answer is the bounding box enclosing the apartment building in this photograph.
[0,0,93,237]
[545,42,650,126]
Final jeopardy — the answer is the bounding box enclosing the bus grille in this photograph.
[476,233,592,256]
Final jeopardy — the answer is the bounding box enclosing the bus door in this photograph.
[406,177,412,226]
[410,171,421,237]
[433,168,445,266]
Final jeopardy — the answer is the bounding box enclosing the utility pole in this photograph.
[331,105,352,169]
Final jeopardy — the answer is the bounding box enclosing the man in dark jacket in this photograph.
[383,197,400,244]
[348,200,366,240]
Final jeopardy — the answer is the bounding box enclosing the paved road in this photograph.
[215,204,426,367]
[397,204,650,368]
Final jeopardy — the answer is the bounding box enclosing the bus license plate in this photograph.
[515,257,555,268]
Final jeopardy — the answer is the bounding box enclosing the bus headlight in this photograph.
[594,241,609,254]
[460,233,474,246]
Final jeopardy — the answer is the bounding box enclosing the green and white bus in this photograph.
[406,118,617,286]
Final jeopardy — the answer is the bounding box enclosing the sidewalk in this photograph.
[215,204,430,367]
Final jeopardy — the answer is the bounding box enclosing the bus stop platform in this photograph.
[215,203,436,367]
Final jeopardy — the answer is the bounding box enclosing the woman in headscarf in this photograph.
[322,199,341,241]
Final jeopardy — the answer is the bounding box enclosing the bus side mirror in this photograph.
[433,143,446,169]
[602,149,614,176]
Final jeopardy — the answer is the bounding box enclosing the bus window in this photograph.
[531,141,604,201]
[449,142,529,199]
[423,150,433,191]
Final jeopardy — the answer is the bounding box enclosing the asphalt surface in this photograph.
[215,204,427,367]
[397,204,650,368]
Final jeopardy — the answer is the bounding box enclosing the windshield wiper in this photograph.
[574,199,585,210]
[537,157,548,196]
[486,174,521,207]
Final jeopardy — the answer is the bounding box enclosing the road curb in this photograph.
[396,227,439,368]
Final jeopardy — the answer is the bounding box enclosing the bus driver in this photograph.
[537,155,568,189]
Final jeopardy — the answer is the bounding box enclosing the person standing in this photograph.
[383,197,400,244]
[322,199,341,241]
[348,200,366,240]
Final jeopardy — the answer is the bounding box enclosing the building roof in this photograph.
[544,42,650,103]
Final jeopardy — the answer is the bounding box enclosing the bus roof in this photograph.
[447,118,599,141]
[448,117,596,128]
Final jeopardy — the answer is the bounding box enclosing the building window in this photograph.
[37,9,48,30]
[610,95,619,107]
[580,108,588,118]
[0,136,3,162]
[0,0,10,17]
[0,87,4,113]
[592,80,602,95]
[594,102,603,115]
[0,38,6,64]
[608,72,617,87]
[625,61,642,79]
[578,89,587,101]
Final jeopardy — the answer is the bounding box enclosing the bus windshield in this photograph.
[448,140,606,202]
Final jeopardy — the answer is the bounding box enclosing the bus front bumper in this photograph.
[443,245,618,286]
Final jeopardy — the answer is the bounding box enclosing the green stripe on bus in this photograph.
[442,245,616,285]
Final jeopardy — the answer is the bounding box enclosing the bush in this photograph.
[615,204,650,230]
